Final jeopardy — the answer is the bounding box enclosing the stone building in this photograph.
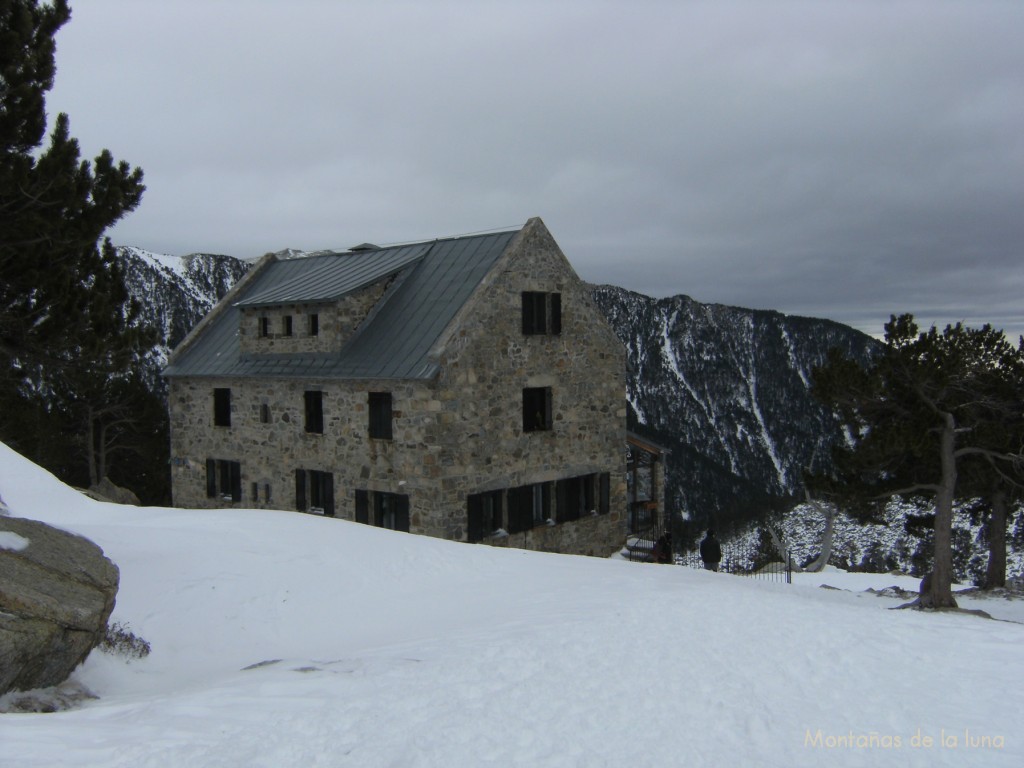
[164,217,634,556]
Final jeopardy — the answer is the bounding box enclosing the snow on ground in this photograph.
[1,440,1022,767]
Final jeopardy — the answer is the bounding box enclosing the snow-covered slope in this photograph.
[1,441,1021,767]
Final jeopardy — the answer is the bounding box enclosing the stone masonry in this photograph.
[168,219,628,557]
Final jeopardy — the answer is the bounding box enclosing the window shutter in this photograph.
[556,479,569,524]
[323,474,335,517]
[206,459,216,498]
[544,387,553,430]
[396,494,410,533]
[599,472,610,515]
[295,469,307,511]
[550,293,561,334]
[467,494,483,542]
[355,489,369,524]
[230,461,242,502]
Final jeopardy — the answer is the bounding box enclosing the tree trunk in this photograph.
[924,413,958,609]
[802,493,834,573]
[985,487,1008,589]
[86,404,99,487]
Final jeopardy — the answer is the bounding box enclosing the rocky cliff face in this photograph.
[590,285,879,527]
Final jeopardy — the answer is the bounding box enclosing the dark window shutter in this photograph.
[550,293,561,334]
[323,473,335,517]
[295,469,307,511]
[230,461,242,502]
[355,489,369,524]
[599,472,610,515]
[544,388,552,429]
[467,493,483,542]
[396,494,410,533]
[491,491,504,532]
[206,459,216,498]
[556,479,569,523]
[506,486,522,533]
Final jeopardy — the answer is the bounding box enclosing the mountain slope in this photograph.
[591,285,879,527]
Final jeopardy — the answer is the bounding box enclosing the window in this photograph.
[251,482,259,502]
[205,459,241,502]
[295,469,334,516]
[507,482,549,533]
[213,388,231,427]
[355,489,409,532]
[259,316,269,337]
[283,315,293,336]
[309,313,319,336]
[467,490,503,542]
[522,291,561,335]
[259,403,270,424]
[522,387,552,432]
[304,390,323,434]
[368,392,393,439]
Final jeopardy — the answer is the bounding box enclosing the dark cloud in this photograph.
[47,1,1024,338]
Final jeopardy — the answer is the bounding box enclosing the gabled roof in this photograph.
[164,226,521,381]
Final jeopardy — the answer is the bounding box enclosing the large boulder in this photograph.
[0,516,119,696]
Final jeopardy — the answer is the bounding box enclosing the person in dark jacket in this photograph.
[652,532,672,564]
[699,529,722,571]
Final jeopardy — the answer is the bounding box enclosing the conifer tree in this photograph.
[1,0,149,484]
[812,315,1024,608]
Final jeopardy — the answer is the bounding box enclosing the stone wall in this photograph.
[169,220,628,557]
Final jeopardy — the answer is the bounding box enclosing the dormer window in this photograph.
[522,291,561,335]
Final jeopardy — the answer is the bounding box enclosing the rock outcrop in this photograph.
[0,516,119,696]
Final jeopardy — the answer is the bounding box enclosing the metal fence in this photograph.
[627,527,793,584]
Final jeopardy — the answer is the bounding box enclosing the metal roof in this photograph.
[235,243,431,308]
[164,228,520,381]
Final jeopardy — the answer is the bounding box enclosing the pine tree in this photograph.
[1,0,150,487]
[812,315,1024,608]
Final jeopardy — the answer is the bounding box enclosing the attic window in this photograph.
[522,292,561,335]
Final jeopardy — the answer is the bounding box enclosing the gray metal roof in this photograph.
[235,243,431,308]
[164,228,520,381]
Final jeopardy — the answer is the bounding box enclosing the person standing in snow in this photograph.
[699,529,722,571]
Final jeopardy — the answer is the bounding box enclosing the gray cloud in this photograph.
[47,0,1024,339]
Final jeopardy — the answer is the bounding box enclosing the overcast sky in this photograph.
[47,0,1024,339]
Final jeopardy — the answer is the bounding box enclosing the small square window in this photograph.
[522,292,561,335]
